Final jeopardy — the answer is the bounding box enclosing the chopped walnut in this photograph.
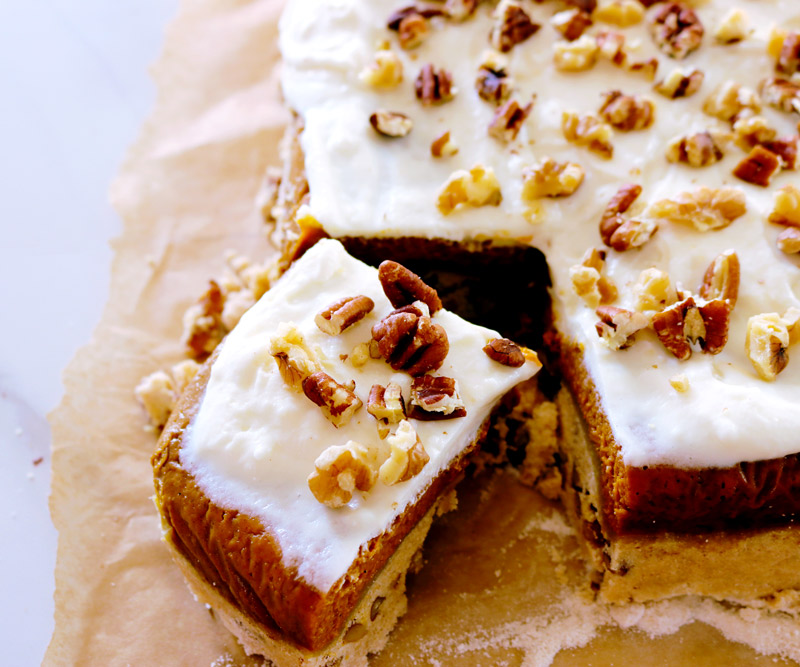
[315,295,375,336]
[733,145,781,187]
[368,382,406,437]
[491,0,540,53]
[521,157,585,200]
[776,31,800,76]
[302,371,363,428]
[444,0,478,21]
[699,250,740,306]
[554,35,599,72]
[666,131,724,167]
[431,131,459,157]
[703,81,761,121]
[482,338,529,367]
[269,323,320,392]
[599,90,655,131]
[648,2,704,60]
[594,0,644,27]
[654,67,703,99]
[714,8,748,44]
[371,306,449,376]
[379,420,429,485]
[378,260,442,314]
[746,313,791,381]
[648,187,746,232]
[415,65,455,105]
[182,280,226,359]
[437,165,503,214]
[627,58,659,81]
[475,64,513,104]
[595,306,650,350]
[769,185,800,227]
[369,110,413,138]
[596,30,627,66]
[562,111,614,158]
[634,268,677,312]
[759,77,800,115]
[350,343,371,368]
[488,98,533,142]
[732,115,777,151]
[135,371,176,430]
[308,442,377,508]
[409,375,467,420]
[551,8,593,41]
[359,47,404,88]
[778,227,800,254]
[669,374,690,393]
[570,247,618,308]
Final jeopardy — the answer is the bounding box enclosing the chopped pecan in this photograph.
[269,323,321,392]
[571,247,618,308]
[759,77,800,115]
[308,442,377,508]
[652,297,695,360]
[521,157,584,200]
[698,250,740,306]
[666,131,724,168]
[476,65,513,104]
[378,260,442,313]
[648,186,746,232]
[732,116,777,150]
[599,184,656,251]
[359,47,404,88]
[409,375,467,420]
[562,111,614,158]
[488,98,533,142]
[415,64,455,105]
[763,138,798,170]
[596,30,626,66]
[777,227,800,254]
[733,145,781,187]
[551,8,593,42]
[431,131,459,157]
[368,382,407,437]
[491,0,540,53]
[387,5,443,30]
[444,0,478,21]
[379,420,429,485]
[634,268,677,312]
[595,306,650,350]
[746,313,791,381]
[371,308,449,376]
[369,110,413,138]
[697,299,732,355]
[769,185,800,227]
[182,280,226,359]
[776,31,800,75]
[565,0,597,11]
[302,371,363,428]
[703,81,761,121]
[599,90,654,131]
[648,2,704,60]
[315,295,375,335]
[714,8,748,44]
[654,67,703,99]
[594,0,644,27]
[627,58,659,81]
[482,338,526,367]
[437,164,503,214]
[554,35,599,71]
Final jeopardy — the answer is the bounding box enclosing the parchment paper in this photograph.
[46,1,800,665]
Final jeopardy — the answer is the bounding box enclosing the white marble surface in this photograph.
[0,1,177,664]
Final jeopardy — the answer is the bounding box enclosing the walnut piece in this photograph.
[599,90,655,131]
[654,67,703,99]
[491,0,540,53]
[369,110,413,138]
[367,382,406,438]
[269,323,321,392]
[488,98,533,143]
[634,267,677,312]
[648,186,746,232]
[378,260,442,314]
[778,228,800,254]
[551,8,593,41]
[776,31,800,76]
[759,77,800,115]
[714,8,748,44]
[308,442,377,508]
[770,185,800,227]
[482,337,531,367]
[698,250,740,306]
[359,47,404,88]
[594,0,644,27]
[595,306,650,350]
[409,375,467,420]
[666,131,724,167]
[570,247,618,308]
[371,306,449,376]
[182,280,226,359]
[733,145,781,187]
[437,164,503,214]
[521,157,585,200]
[302,371,363,428]
[315,295,375,336]
[703,81,761,121]
[562,111,614,158]
[732,115,777,151]
[415,64,455,105]
[746,313,791,381]
[444,0,478,21]
[599,184,657,251]
[379,420,429,485]
[627,58,659,81]
[596,30,627,66]
[648,2,704,60]
[431,131,459,157]
[554,35,599,72]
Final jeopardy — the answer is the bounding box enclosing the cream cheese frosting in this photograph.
[182,239,540,592]
[280,0,800,468]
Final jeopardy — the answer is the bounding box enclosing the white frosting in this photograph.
[182,239,540,592]
[280,0,800,468]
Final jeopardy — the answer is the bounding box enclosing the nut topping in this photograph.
[554,35,599,72]
[571,247,618,308]
[648,186,747,232]
[652,297,695,361]
[654,67,703,99]
[491,0,540,53]
[648,2,704,60]
[732,115,777,151]
[703,81,761,121]
[359,47,404,88]
[770,185,800,227]
[368,382,407,437]
[698,250,740,306]
[302,371,363,428]
[315,295,375,335]
[595,306,650,350]
[476,65,513,104]
[386,5,443,30]
[599,184,657,251]
[397,12,430,49]
[595,30,626,67]
[415,64,455,105]
[308,442,377,508]
[379,420,429,485]
[521,157,585,200]
[714,8,748,45]
[378,260,442,314]
[634,268,677,313]
[488,98,533,142]
[599,90,655,131]
[371,308,449,376]
[562,111,614,158]
[482,338,526,367]
[182,280,226,359]
[733,145,781,187]
[594,0,644,28]
[777,227,800,254]
[666,131,724,168]
[431,131,459,157]
[551,8,593,42]
[269,323,321,391]
[759,77,800,115]
[369,110,413,138]
[776,31,800,76]
[444,0,478,21]
[408,375,467,420]
[746,313,791,381]
[437,164,503,214]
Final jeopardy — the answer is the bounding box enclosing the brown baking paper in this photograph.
[46,1,800,665]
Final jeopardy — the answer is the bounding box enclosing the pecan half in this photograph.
[778,227,800,254]
[369,110,413,138]
[599,184,656,251]
[488,98,533,142]
[371,308,449,376]
[308,442,377,508]
[648,2,704,60]
[315,295,375,335]
[378,261,442,314]
[482,338,526,367]
[599,90,655,131]
[666,131,724,168]
[415,64,455,105]
[760,77,800,114]
[491,0,540,53]
[654,295,732,358]
[595,306,650,350]
[776,31,800,76]
[551,8,592,41]
[652,297,695,360]
[698,250,740,306]
[368,382,407,438]
[476,65,513,104]
[654,67,703,99]
[733,145,781,187]
[697,299,732,355]
[746,313,791,381]
[379,420,429,485]
[302,371,363,428]
[409,375,467,420]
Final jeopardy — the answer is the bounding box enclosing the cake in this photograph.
[151,239,541,665]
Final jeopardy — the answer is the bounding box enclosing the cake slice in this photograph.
[152,239,541,665]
